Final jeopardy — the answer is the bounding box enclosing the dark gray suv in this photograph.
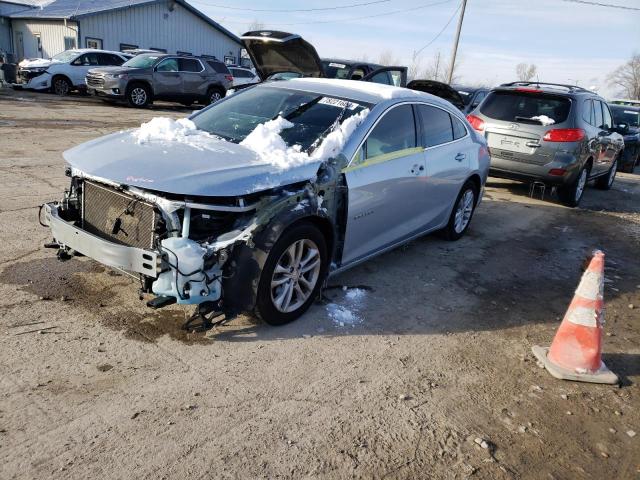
[86,53,233,108]
[467,82,624,206]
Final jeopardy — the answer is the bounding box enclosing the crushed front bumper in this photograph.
[42,202,160,278]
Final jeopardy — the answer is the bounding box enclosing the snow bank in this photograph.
[531,115,555,126]
[132,117,236,153]
[240,109,369,170]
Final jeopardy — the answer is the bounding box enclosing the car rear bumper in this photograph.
[489,153,581,185]
[42,202,160,278]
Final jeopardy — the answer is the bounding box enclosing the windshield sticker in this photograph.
[328,63,346,68]
[318,97,358,110]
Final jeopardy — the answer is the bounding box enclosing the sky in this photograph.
[191,0,640,98]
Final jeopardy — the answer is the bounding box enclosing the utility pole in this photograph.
[447,0,467,84]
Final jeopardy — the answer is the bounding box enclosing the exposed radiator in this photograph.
[82,181,157,249]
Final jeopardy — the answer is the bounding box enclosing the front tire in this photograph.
[558,165,588,207]
[595,157,617,190]
[440,180,478,241]
[126,83,151,108]
[51,75,72,96]
[255,222,327,326]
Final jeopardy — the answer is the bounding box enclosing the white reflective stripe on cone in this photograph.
[567,306,600,328]
[574,272,603,301]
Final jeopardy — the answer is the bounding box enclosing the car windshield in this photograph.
[322,61,352,79]
[52,51,80,63]
[610,106,639,127]
[267,72,303,81]
[480,91,571,124]
[192,86,370,152]
[122,55,159,68]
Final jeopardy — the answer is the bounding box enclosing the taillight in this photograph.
[515,87,542,93]
[548,168,567,176]
[543,128,585,142]
[466,114,485,132]
[225,74,234,82]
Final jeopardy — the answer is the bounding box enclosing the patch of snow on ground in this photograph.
[326,288,368,327]
[531,115,555,126]
[132,117,237,153]
[240,109,369,170]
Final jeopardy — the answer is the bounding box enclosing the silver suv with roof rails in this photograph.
[86,53,233,107]
[467,82,625,207]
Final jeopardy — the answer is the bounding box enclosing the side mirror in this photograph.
[615,123,629,135]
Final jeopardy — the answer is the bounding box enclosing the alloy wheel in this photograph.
[131,87,147,106]
[270,239,321,313]
[54,79,69,95]
[453,189,475,234]
[575,168,587,202]
[210,91,222,103]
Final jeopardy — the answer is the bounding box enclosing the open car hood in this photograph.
[241,30,325,82]
[407,80,465,110]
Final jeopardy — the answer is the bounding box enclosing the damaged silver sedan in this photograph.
[41,78,490,325]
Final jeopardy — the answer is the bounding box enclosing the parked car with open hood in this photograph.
[41,78,489,325]
[15,49,128,95]
[85,53,233,107]
[608,103,639,172]
[467,82,624,207]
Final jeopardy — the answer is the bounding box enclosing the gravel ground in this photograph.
[1,88,639,480]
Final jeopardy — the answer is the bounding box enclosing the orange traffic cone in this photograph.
[532,250,618,384]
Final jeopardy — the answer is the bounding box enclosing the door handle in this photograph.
[525,141,541,148]
[455,153,466,162]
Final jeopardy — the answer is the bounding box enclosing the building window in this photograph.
[224,55,235,65]
[86,37,102,49]
[119,43,138,52]
[64,36,76,50]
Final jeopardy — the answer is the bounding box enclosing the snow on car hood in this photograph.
[18,58,59,68]
[65,111,369,197]
[63,125,323,197]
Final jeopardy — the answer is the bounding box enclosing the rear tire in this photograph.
[595,157,617,190]
[207,87,224,105]
[558,165,588,207]
[255,222,327,326]
[440,180,478,241]
[126,83,151,108]
[51,75,72,96]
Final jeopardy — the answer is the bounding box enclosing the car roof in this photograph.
[264,78,454,108]
[69,49,124,55]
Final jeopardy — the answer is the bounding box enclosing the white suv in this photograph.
[15,49,129,95]
[228,66,259,87]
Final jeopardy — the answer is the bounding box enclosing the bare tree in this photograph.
[246,20,265,32]
[417,51,460,83]
[377,50,400,66]
[608,53,640,100]
[516,63,537,82]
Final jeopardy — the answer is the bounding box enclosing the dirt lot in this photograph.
[0,88,639,480]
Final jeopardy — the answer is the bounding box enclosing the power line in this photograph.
[561,0,640,11]
[413,2,461,57]
[189,0,392,12]
[214,0,453,27]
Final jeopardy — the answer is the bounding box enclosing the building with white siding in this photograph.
[0,0,242,63]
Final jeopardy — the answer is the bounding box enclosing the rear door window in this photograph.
[593,100,603,129]
[480,91,571,124]
[179,58,202,72]
[417,104,454,147]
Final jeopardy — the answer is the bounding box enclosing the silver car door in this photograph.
[416,104,472,228]
[342,104,428,265]
[153,57,182,97]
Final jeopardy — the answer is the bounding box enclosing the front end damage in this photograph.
[40,164,340,315]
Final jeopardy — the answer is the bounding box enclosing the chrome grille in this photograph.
[82,181,156,249]
[86,73,105,88]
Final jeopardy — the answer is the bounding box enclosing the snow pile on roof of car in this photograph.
[240,109,369,170]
